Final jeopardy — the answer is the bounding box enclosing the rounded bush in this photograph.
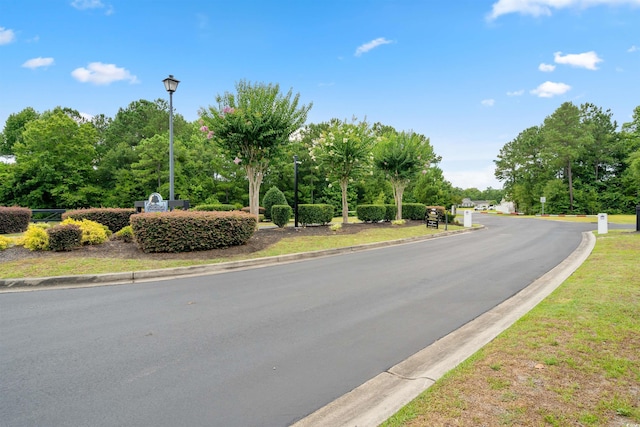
[0,207,31,234]
[271,205,292,228]
[47,224,82,252]
[356,205,386,223]
[61,218,109,245]
[113,225,134,243]
[62,208,135,233]
[298,204,334,225]
[263,187,288,220]
[23,224,50,251]
[0,235,11,251]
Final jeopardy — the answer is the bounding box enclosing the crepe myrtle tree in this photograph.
[374,130,436,220]
[310,117,377,224]
[199,80,311,219]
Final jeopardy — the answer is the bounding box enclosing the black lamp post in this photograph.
[162,75,180,201]
[294,155,299,228]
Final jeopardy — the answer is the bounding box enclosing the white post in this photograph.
[597,213,608,234]
[464,209,472,228]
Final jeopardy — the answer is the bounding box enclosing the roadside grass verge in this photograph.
[533,214,635,225]
[0,223,463,279]
[382,230,640,427]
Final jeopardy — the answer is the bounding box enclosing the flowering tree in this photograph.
[199,80,311,218]
[374,130,436,220]
[310,118,376,223]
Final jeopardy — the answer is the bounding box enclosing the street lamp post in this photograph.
[162,75,180,201]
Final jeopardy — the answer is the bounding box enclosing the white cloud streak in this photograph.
[530,81,571,97]
[0,27,16,45]
[539,63,556,72]
[481,99,496,107]
[554,51,602,70]
[22,57,54,69]
[71,62,138,85]
[628,45,639,52]
[355,37,392,57]
[70,0,104,9]
[507,89,525,96]
[488,0,640,20]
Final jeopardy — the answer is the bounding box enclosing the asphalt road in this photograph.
[0,216,602,427]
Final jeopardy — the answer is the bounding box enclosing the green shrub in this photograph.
[47,224,82,252]
[61,218,109,245]
[112,225,134,243]
[384,204,396,222]
[192,204,238,212]
[241,206,266,215]
[403,203,428,220]
[298,204,334,226]
[0,206,31,234]
[23,224,49,251]
[130,211,256,253]
[262,187,288,220]
[271,205,292,228]
[62,208,136,233]
[0,235,11,250]
[356,204,386,222]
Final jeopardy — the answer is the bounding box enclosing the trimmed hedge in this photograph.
[356,205,386,223]
[0,206,31,234]
[61,218,110,245]
[384,204,396,222]
[62,208,136,233]
[130,210,257,253]
[23,224,49,251]
[47,224,82,252]
[192,203,238,212]
[403,203,428,220]
[271,205,292,228]
[298,204,334,226]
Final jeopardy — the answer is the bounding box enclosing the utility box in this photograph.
[598,213,608,234]
[464,210,472,228]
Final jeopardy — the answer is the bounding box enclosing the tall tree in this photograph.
[199,80,312,219]
[1,107,39,155]
[373,130,435,220]
[310,118,376,223]
[11,108,99,208]
[542,102,590,212]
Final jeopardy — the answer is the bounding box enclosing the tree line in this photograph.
[495,102,640,215]
[1,81,495,218]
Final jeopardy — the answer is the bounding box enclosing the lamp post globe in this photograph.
[162,75,180,201]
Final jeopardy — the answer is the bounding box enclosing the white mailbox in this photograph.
[598,213,608,234]
[464,210,472,228]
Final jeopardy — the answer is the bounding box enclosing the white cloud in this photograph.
[0,27,16,45]
[355,37,393,57]
[488,0,640,20]
[71,62,138,85]
[22,57,54,69]
[481,99,495,107]
[628,45,639,52]
[507,89,525,96]
[530,81,571,97]
[539,63,556,72]
[554,51,602,70]
[71,0,113,14]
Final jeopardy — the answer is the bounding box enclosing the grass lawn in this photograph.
[381,230,640,426]
[0,222,464,279]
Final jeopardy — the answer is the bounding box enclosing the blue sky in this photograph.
[1,0,639,190]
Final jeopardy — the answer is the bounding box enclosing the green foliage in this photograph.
[61,218,109,245]
[271,204,292,228]
[0,206,31,233]
[112,225,134,243]
[47,224,82,252]
[263,186,288,220]
[384,204,396,221]
[0,235,11,250]
[192,203,238,211]
[356,204,386,222]
[403,203,428,220]
[23,224,49,251]
[62,208,136,233]
[199,80,312,216]
[1,107,39,155]
[298,204,334,226]
[311,118,377,222]
[130,211,256,253]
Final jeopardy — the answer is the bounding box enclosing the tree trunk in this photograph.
[567,160,574,213]
[246,164,264,225]
[340,179,349,224]
[392,181,406,221]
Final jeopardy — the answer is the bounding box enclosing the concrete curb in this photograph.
[1,226,483,290]
[291,231,596,427]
